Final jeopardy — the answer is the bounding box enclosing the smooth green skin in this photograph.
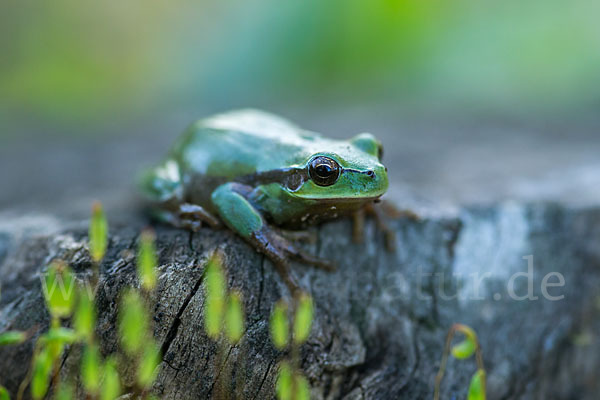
[140,109,389,239]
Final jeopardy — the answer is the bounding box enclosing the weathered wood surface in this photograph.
[2,114,600,399]
[1,201,600,399]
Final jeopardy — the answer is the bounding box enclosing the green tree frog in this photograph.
[140,109,390,294]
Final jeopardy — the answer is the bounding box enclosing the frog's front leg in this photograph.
[211,182,334,295]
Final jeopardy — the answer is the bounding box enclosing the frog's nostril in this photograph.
[367,170,375,178]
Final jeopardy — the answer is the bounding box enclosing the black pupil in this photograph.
[316,164,333,177]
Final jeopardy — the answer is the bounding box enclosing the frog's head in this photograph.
[290,133,388,201]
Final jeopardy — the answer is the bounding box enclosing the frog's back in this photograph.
[171,109,317,178]
[164,109,322,208]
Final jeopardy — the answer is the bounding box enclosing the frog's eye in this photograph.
[309,156,341,186]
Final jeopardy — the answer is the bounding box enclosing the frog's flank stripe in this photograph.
[237,166,375,191]
[237,167,308,191]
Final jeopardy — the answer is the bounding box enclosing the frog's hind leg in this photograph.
[140,160,222,231]
[177,203,221,228]
[155,203,221,232]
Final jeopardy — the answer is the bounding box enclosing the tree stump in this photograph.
[1,201,600,399]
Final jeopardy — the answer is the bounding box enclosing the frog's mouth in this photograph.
[302,195,383,203]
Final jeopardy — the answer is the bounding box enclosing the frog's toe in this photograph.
[291,250,337,272]
[352,208,366,244]
[179,219,203,232]
[310,257,337,272]
[384,230,397,252]
[355,201,408,252]
[254,227,336,272]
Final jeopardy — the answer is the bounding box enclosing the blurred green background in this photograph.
[2,0,600,136]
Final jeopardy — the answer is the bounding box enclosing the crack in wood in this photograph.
[159,272,205,358]
[251,360,274,400]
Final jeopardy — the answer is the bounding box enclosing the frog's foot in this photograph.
[158,203,221,232]
[353,201,419,252]
[250,226,335,295]
[249,228,303,295]
[253,227,336,271]
[177,203,222,228]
